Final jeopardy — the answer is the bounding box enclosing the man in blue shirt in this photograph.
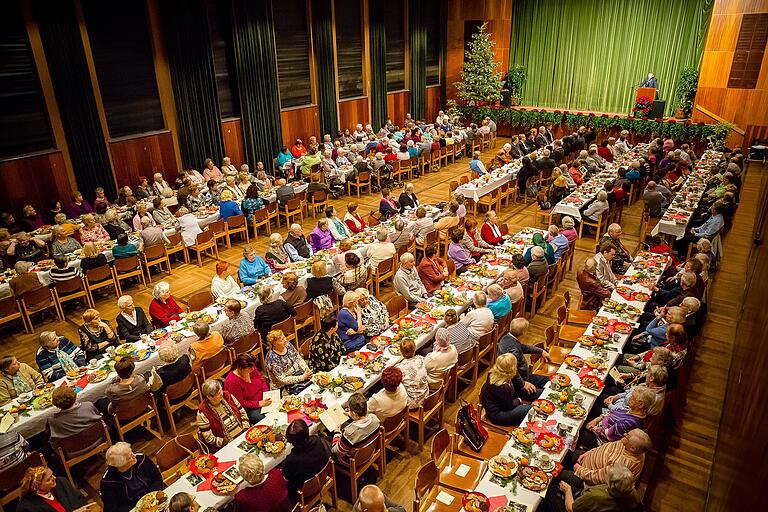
[692,205,724,239]
[469,151,487,176]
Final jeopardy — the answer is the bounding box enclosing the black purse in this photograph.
[456,400,488,452]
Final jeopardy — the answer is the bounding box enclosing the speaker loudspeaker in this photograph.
[501,90,512,107]
[650,100,666,119]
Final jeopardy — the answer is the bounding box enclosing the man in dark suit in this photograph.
[524,133,538,153]
[509,136,524,159]
[535,149,557,178]
[642,73,658,88]
[535,127,548,148]
[516,133,529,156]
[544,124,555,145]
[551,140,565,164]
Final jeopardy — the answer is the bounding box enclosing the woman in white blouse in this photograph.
[211,260,241,298]
[424,328,458,390]
[461,291,495,341]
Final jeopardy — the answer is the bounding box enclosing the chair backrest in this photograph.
[382,406,408,436]
[154,434,200,474]
[294,300,315,323]
[201,349,230,378]
[273,315,296,336]
[456,345,475,366]
[296,191,307,202]
[166,232,183,247]
[386,295,407,320]
[358,171,371,182]
[459,175,469,185]
[556,305,567,325]
[253,208,268,222]
[286,197,302,211]
[208,219,225,233]
[187,290,214,311]
[563,290,572,309]
[144,243,167,260]
[414,460,439,502]
[196,229,214,245]
[424,229,438,246]
[232,330,261,356]
[348,430,381,468]
[0,296,21,317]
[511,296,525,318]
[430,428,451,464]
[54,276,85,295]
[477,329,495,351]
[266,202,278,214]
[22,285,53,309]
[113,392,154,422]
[311,190,328,203]
[86,264,112,283]
[114,255,141,273]
[57,420,109,457]
[545,325,556,348]
[164,373,197,402]
[0,451,46,494]
[377,257,395,276]
[420,386,443,412]
[298,457,334,505]
[227,214,246,228]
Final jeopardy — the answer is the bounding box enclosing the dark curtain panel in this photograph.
[160,0,224,169]
[409,0,426,120]
[33,0,114,200]
[229,0,283,166]
[312,0,338,137]
[368,0,387,129]
[439,0,447,108]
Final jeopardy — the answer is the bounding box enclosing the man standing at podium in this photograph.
[642,73,658,89]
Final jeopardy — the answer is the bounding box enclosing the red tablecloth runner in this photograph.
[196,460,237,492]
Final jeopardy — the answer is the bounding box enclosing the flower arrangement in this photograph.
[632,97,653,119]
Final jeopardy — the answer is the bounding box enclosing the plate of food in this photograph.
[387,343,402,356]
[613,321,633,334]
[550,373,571,387]
[364,356,385,373]
[488,455,518,478]
[189,454,218,475]
[211,474,237,495]
[590,325,611,340]
[135,490,169,512]
[512,426,536,445]
[312,372,337,389]
[280,395,302,412]
[578,335,604,347]
[370,335,392,349]
[115,343,135,356]
[462,491,490,512]
[428,307,449,319]
[302,403,327,421]
[169,332,186,342]
[342,375,364,392]
[149,329,166,340]
[580,375,604,392]
[518,465,549,492]
[416,302,432,313]
[536,432,564,452]
[564,355,584,369]
[186,311,205,321]
[200,313,217,324]
[65,367,87,381]
[591,316,608,326]
[532,399,555,416]
[565,403,587,419]
[585,356,607,370]
[345,351,371,366]
[87,369,110,383]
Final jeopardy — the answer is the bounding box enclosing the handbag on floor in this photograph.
[456,400,488,452]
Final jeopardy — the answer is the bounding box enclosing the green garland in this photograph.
[458,105,726,142]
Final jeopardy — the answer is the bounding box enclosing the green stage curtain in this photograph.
[33,0,115,200]
[369,0,388,129]
[508,0,714,116]
[160,0,224,169]
[312,0,339,137]
[409,0,426,120]
[230,0,283,166]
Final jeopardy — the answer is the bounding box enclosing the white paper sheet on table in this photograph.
[260,390,282,414]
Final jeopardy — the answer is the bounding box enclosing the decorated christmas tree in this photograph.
[456,22,503,104]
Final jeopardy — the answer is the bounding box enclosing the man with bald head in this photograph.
[598,223,631,273]
[352,484,405,512]
[577,257,612,310]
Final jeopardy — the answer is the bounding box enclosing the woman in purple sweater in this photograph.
[309,218,335,251]
[580,386,655,449]
[224,353,271,424]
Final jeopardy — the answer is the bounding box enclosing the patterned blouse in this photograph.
[361,297,389,337]
[265,343,310,389]
[217,312,254,345]
[265,247,290,272]
[78,322,118,359]
[397,355,429,408]
[79,224,110,243]
[308,331,346,372]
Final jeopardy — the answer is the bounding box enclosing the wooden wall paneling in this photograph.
[338,97,370,132]
[221,119,245,168]
[280,105,321,149]
[425,85,441,123]
[0,152,70,213]
[109,131,178,188]
[387,91,410,125]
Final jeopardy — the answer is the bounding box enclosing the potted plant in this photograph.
[505,66,527,106]
[674,67,699,119]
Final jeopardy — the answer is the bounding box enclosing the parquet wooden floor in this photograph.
[0,142,753,511]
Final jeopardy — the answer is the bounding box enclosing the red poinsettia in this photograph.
[632,96,653,118]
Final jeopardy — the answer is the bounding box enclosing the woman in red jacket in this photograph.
[148,281,184,328]
[224,353,271,424]
[417,245,449,293]
[343,202,367,233]
[480,210,506,245]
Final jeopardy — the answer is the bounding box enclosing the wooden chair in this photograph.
[165,232,188,266]
[143,242,173,283]
[308,190,329,218]
[52,275,91,316]
[450,344,478,402]
[439,146,450,167]
[527,273,548,318]
[391,160,407,185]
[273,315,298,348]
[387,295,408,322]
[448,180,459,201]
[250,208,271,240]
[229,331,265,372]
[112,255,146,292]
[86,264,120,300]
[111,391,164,441]
[430,428,486,492]
[453,405,512,461]
[476,189,501,214]
[381,406,409,455]
[348,171,372,197]
[481,133,491,150]
[186,290,214,312]
[280,197,304,226]
[544,262,560,302]
[563,290,596,325]
[415,230,439,259]
[531,338,561,376]
[408,383,446,450]
[207,219,228,248]
[413,460,464,512]
[199,349,231,383]
[476,327,497,368]
[374,256,396,296]
[294,300,317,343]
[556,305,585,346]
[265,201,280,228]
[154,434,202,485]
[225,214,249,247]
[0,295,26,333]
[296,190,309,216]
[54,419,111,485]
[459,175,470,185]
[0,451,47,510]
[295,458,338,512]
[639,205,661,244]
[464,196,477,217]
[578,209,607,244]
[335,430,384,503]
[162,374,201,436]
[511,295,526,319]
[544,324,570,365]
[188,230,219,267]
[19,285,62,333]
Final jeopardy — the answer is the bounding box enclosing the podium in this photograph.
[635,87,657,103]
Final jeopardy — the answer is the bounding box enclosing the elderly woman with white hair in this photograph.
[356,288,389,337]
[581,190,610,223]
[486,283,512,320]
[151,172,171,196]
[582,386,656,449]
[197,379,249,450]
[696,237,716,270]
[155,342,191,394]
[424,328,458,390]
[234,453,292,511]
[176,206,203,247]
[496,268,524,304]
[527,245,549,286]
[148,281,185,328]
[337,291,366,352]
[115,295,153,342]
[100,442,163,512]
[605,364,668,417]
[560,215,578,244]
[264,232,293,272]
[558,463,643,512]
[252,285,295,342]
[239,244,272,284]
[398,182,420,211]
[461,291,495,341]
